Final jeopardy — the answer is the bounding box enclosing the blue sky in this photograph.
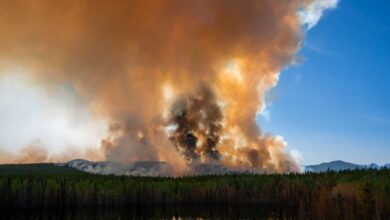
[259,0,390,165]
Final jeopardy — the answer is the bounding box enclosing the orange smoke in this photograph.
[0,0,322,173]
[0,140,104,164]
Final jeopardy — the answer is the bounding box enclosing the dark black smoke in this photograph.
[169,84,222,162]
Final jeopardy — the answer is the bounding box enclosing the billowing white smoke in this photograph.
[0,0,338,174]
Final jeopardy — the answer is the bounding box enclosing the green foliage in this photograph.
[0,164,389,218]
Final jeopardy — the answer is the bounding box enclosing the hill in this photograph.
[60,159,254,176]
[304,160,363,172]
[304,160,390,172]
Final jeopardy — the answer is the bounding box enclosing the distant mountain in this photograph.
[60,159,173,176]
[304,160,388,173]
[60,159,262,176]
[366,163,380,169]
[305,160,362,172]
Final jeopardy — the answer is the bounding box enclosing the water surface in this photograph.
[2,205,299,219]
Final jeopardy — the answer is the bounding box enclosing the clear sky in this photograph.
[259,0,390,165]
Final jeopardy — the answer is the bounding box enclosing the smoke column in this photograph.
[0,0,337,173]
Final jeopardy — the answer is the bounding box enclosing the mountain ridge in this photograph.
[304,160,389,172]
[60,159,390,175]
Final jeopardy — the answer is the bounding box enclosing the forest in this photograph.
[0,164,389,219]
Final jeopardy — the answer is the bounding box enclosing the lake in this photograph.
[2,205,301,219]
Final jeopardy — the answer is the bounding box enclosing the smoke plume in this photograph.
[0,0,336,173]
[168,84,222,162]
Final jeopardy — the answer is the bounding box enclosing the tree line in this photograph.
[0,164,389,219]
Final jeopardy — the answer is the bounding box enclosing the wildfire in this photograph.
[0,0,338,174]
